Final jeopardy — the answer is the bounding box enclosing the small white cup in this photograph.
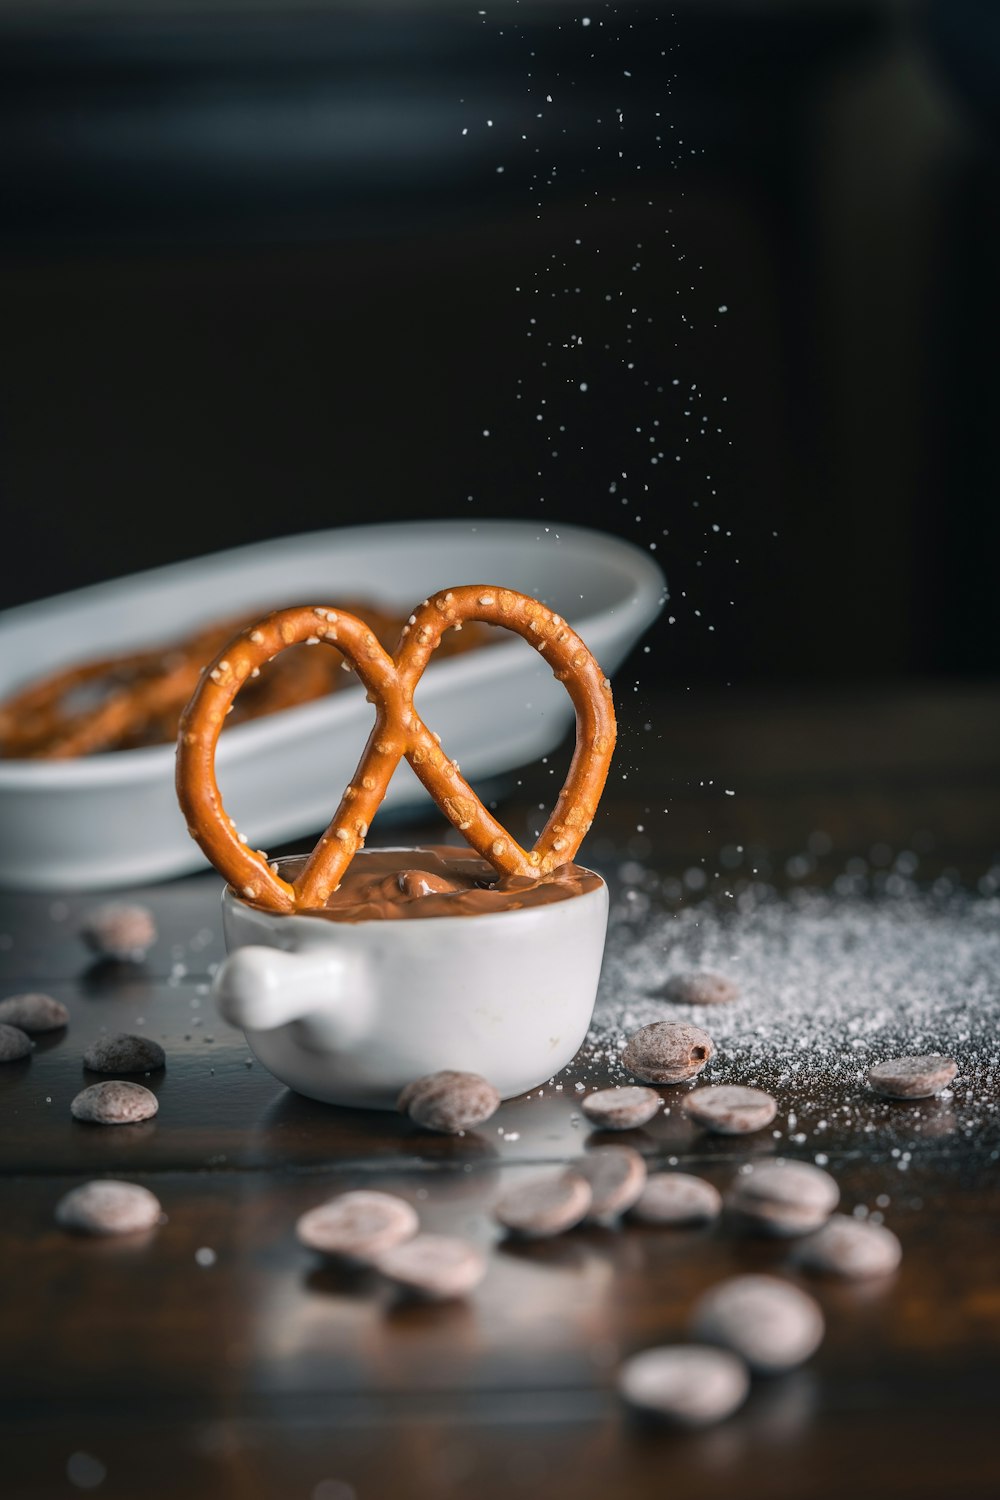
[213,849,609,1108]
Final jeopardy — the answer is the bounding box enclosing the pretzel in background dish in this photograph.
[0,601,484,759]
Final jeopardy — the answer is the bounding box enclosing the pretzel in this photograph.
[176,586,617,913]
[0,618,254,759]
[0,601,487,760]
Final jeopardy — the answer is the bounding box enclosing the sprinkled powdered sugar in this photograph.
[576,886,1000,1150]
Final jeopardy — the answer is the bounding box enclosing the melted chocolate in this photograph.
[262,846,602,922]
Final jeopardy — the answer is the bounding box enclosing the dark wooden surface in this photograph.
[2,681,999,1500]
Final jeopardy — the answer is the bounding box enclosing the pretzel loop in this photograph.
[176,586,616,913]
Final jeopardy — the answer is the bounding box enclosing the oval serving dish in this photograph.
[0,519,665,890]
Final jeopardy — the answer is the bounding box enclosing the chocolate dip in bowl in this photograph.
[214,848,608,1108]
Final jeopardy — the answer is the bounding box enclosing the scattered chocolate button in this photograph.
[662,972,740,1006]
[581,1086,662,1131]
[795,1214,902,1279]
[618,1345,750,1426]
[868,1054,957,1100]
[0,992,69,1033]
[622,1021,715,1085]
[683,1085,778,1136]
[397,1070,500,1133]
[728,1158,839,1236]
[56,1180,163,1237]
[80,902,157,962]
[577,1146,647,1223]
[70,1080,159,1125]
[629,1172,723,1227]
[375,1233,487,1299]
[296,1190,419,1264]
[83,1033,167,1075]
[0,1023,34,1063]
[494,1169,592,1238]
[691,1273,825,1374]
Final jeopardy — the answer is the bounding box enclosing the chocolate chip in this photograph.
[576,1146,647,1222]
[296,1190,419,1264]
[80,903,157,961]
[581,1085,662,1131]
[83,1033,166,1075]
[868,1054,957,1100]
[683,1085,777,1136]
[397,1070,500,1133]
[70,1080,159,1125]
[0,1023,34,1063]
[375,1234,487,1299]
[727,1158,839,1237]
[622,1021,715,1085]
[691,1274,825,1374]
[618,1345,750,1426]
[662,972,740,1006]
[629,1172,723,1227]
[0,992,69,1033]
[56,1180,163,1237]
[494,1169,592,1238]
[795,1214,902,1279]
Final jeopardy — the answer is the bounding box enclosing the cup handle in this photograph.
[212,944,369,1045]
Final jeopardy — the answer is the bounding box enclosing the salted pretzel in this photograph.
[0,601,488,760]
[176,585,617,913]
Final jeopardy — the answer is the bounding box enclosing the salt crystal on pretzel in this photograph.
[175,586,617,913]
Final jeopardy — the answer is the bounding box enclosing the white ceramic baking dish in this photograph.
[0,519,665,890]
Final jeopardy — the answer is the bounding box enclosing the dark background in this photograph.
[0,0,997,688]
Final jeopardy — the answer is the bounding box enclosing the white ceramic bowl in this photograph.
[216,851,610,1108]
[0,519,665,890]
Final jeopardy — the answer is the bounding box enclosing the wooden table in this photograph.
[3,683,998,1500]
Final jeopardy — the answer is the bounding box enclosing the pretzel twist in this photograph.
[176,586,616,913]
[1,600,477,760]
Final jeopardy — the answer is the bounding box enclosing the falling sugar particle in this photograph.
[195,1247,217,1267]
[312,1483,358,1500]
[67,1454,107,1491]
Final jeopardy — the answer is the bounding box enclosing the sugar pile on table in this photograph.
[579,885,1000,1152]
